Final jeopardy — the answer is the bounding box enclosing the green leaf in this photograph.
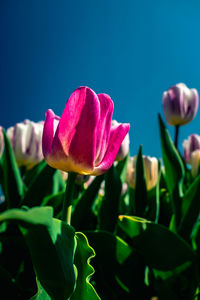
[1,129,24,208]
[0,207,77,300]
[158,114,185,195]
[145,160,161,223]
[178,174,200,240]
[42,191,64,217]
[85,230,148,298]
[24,160,65,194]
[116,153,129,183]
[118,215,196,270]
[98,165,122,232]
[134,145,147,217]
[21,162,59,207]
[30,278,51,300]
[191,221,200,252]
[71,232,100,300]
[71,175,104,230]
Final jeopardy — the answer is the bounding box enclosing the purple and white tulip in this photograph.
[182,134,200,164]
[7,120,44,169]
[42,86,130,175]
[126,155,158,190]
[162,83,199,126]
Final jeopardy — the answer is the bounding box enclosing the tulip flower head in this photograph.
[7,120,44,169]
[162,83,199,126]
[126,155,158,190]
[191,150,200,177]
[112,120,130,161]
[42,86,130,175]
[182,134,200,164]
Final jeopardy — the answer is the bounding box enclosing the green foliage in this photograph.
[118,215,196,270]
[0,129,24,208]
[158,114,185,195]
[71,232,100,300]
[0,206,76,299]
[2,113,200,299]
[134,146,147,217]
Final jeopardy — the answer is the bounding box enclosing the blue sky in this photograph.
[1,0,200,159]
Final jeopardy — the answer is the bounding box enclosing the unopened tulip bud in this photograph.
[7,120,44,169]
[126,155,158,191]
[191,150,200,177]
[182,134,200,163]
[162,83,199,126]
[111,120,130,161]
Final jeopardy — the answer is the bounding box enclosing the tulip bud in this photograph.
[191,150,200,177]
[0,127,4,159]
[162,83,199,126]
[182,134,200,163]
[6,119,44,169]
[111,120,130,161]
[126,155,158,191]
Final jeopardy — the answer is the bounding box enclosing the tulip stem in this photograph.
[62,172,77,225]
[174,125,180,149]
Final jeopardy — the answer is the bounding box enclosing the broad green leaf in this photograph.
[118,215,196,270]
[158,114,185,195]
[0,206,76,300]
[98,165,122,232]
[71,175,104,230]
[178,174,200,240]
[71,232,100,300]
[85,230,147,298]
[1,129,24,208]
[152,261,198,300]
[30,278,51,300]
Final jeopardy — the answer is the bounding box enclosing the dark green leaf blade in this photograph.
[0,207,76,300]
[98,165,122,232]
[1,129,24,208]
[158,114,185,195]
[71,175,104,230]
[21,162,60,207]
[178,174,200,239]
[118,215,196,270]
[134,145,147,217]
[71,232,101,300]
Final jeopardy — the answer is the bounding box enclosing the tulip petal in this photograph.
[185,88,199,120]
[92,123,130,175]
[95,93,114,165]
[42,109,60,158]
[56,87,100,171]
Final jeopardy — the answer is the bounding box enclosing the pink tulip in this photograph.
[111,120,130,161]
[42,86,130,175]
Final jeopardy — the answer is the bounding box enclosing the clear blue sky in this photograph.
[1,0,200,159]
